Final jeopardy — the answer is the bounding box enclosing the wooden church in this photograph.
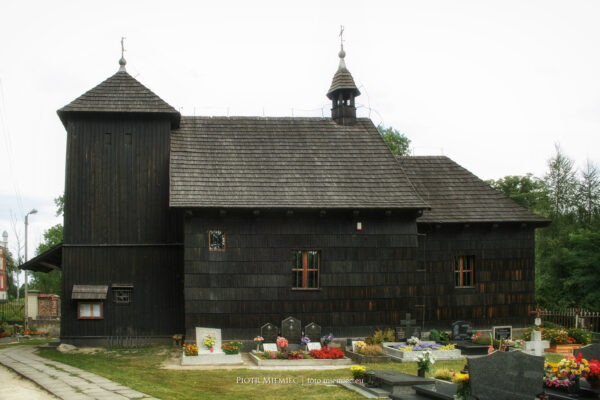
[23,44,548,344]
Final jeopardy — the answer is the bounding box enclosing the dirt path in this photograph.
[0,364,58,400]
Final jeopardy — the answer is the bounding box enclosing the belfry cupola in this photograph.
[327,30,361,126]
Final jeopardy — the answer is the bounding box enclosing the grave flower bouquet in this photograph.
[321,333,334,347]
[416,350,435,373]
[354,341,367,353]
[407,336,421,345]
[557,353,589,380]
[183,343,198,356]
[544,354,591,391]
[276,336,289,350]
[452,372,470,400]
[350,365,367,380]
[222,341,243,355]
[310,346,345,359]
[254,336,264,343]
[301,336,311,345]
[254,336,264,351]
[586,359,600,385]
[287,350,305,360]
[203,334,216,352]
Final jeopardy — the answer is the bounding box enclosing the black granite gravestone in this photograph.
[304,322,321,343]
[493,326,512,340]
[574,343,600,362]
[451,320,473,341]
[469,350,545,400]
[260,322,278,344]
[412,382,458,400]
[281,316,302,343]
[365,370,434,397]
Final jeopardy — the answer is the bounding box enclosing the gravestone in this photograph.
[281,316,302,343]
[365,370,435,397]
[451,320,473,341]
[260,322,278,344]
[396,313,418,340]
[524,330,549,357]
[493,325,512,340]
[574,343,600,361]
[304,322,321,343]
[306,342,322,351]
[195,327,224,354]
[262,343,278,352]
[408,326,421,339]
[469,350,545,400]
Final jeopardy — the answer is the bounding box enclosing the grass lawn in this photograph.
[38,346,364,400]
[0,338,53,350]
[35,345,565,400]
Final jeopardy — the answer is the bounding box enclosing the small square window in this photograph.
[78,302,103,319]
[209,230,225,251]
[113,288,132,304]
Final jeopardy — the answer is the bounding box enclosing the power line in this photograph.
[0,76,25,218]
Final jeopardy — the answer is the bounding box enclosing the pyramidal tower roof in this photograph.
[58,45,180,128]
[326,46,361,99]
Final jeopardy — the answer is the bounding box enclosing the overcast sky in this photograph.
[0,0,598,260]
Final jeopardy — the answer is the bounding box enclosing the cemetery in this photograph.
[246,317,352,366]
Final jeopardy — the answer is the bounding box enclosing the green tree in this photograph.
[2,248,18,298]
[29,194,64,295]
[577,160,600,226]
[545,144,579,216]
[35,224,63,255]
[486,174,548,212]
[377,125,411,156]
[550,229,600,309]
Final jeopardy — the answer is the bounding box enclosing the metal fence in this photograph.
[0,299,24,323]
[541,308,600,333]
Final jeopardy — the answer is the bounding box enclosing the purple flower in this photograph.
[301,336,311,344]
[322,334,334,342]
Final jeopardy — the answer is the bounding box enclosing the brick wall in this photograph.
[38,295,59,317]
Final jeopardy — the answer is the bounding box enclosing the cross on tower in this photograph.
[339,25,345,50]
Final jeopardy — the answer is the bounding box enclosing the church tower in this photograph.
[56,43,184,343]
[327,40,361,126]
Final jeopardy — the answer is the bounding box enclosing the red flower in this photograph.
[309,347,345,359]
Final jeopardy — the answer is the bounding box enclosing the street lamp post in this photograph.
[24,209,37,330]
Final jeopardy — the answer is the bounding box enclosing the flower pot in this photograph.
[418,369,425,378]
[210,348,214,353]
[589,379,600,389]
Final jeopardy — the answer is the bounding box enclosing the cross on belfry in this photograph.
[121,37,126,58]
[339,25,345,49]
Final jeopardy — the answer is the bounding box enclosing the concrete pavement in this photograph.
[0,346,160,400]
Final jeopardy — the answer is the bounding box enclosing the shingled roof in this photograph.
[57,71,180,128]
[326,54,361,99]
[397,156,549,224]
[170,117,428,209]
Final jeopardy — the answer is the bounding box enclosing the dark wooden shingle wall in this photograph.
[184,210,420,339]
[61,115,184,343]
